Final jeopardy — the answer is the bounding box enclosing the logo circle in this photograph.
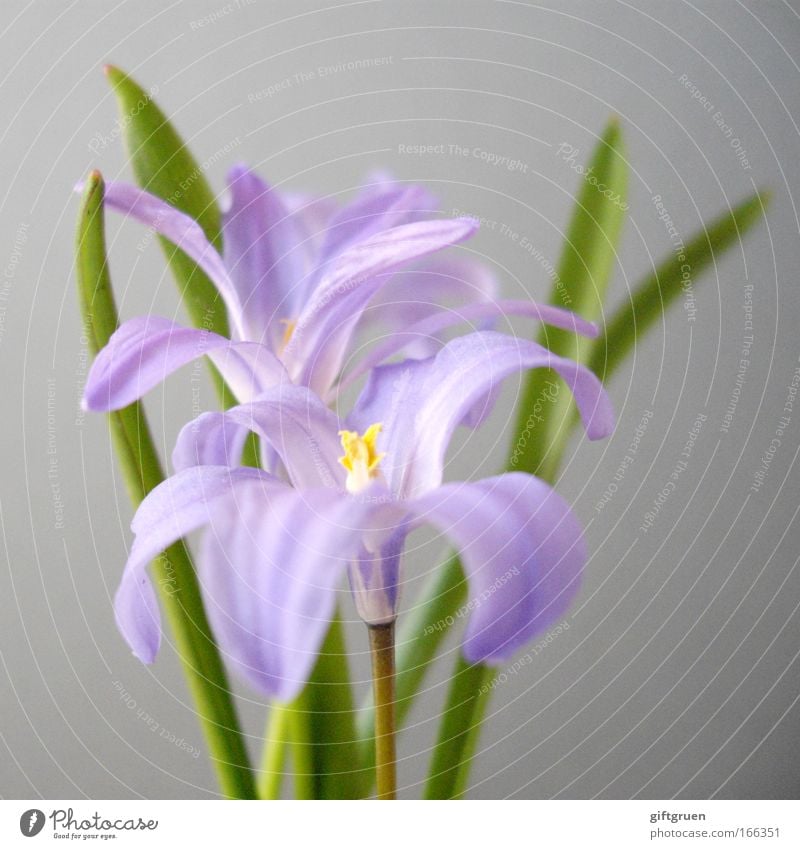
[19,810,45,837]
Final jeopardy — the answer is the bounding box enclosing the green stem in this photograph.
[287,689,316,800]
[424,659,494,799]
[369,623,397,800]
[76,173,255,799]
[258,705,290,799]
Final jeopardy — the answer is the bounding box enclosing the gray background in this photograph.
[1,0,799,800]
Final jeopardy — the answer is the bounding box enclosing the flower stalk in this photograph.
[368,623,397,800]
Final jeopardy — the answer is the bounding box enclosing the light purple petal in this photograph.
[283,217,479,396]
[98,181,247,338]
[318,181,438,260]
[196,485,399,700]
[357,254,498,335]
[283,191,339,253]
[206,338,290,403]
[222,165,310,342]
[339,297,598,393]
[348,524,409,626]
[171,409,251,470]
[172,384,344,489]
[82,316,287,411]
[410,473,586,663]
[351,331,615,499]
[114,465,276,663]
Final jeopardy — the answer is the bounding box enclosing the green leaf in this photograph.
[589,190,770,382]
[423,657,494,799]
[104,65,229,342]
[355,124,628,793]
[76,172,256,799]
[106,66,359,794]
[103,63,247,439]
[512,116,628,483]
[415,120,629,799]
[265,613,366,799]
[420,188,770,798]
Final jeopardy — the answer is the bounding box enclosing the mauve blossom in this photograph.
[114,331,614,701]
[80,167,597,412]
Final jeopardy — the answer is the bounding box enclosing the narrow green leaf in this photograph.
[281,613,366,799]
[76,172,255,799]
[423,658,494,799]
[407,120,629,799]
[104,63,249,458]
[105,67,260,458]
[104,65,229,341]
[589,190,770,382]
[106,67,360,791]
[420,190,770,798]
[356,124,628,790]
[513,116,628,484]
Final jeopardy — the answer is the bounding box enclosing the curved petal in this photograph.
[283,217,479,395]
[410,473,585,663]
[82,316,287,411]
[172,384,344,489]
[171,408,251,470]
[114,465,277,664]
[222,165,310,342]
[351,331,615,499]
[207,340,290,404]
[356,254,498,342]
[339,297,598,394]
[196,486,363,701]
[98,181,246,338]
[318,180,438,260]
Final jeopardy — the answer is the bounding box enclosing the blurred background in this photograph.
[1,0,799,799]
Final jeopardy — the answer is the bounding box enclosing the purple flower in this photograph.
[114,331,614,701]
[81,167,597,411]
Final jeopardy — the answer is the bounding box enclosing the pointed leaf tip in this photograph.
[103,64,125,83]
[86,169,103,188]
[588,188,770,383]
[104,64,229,345]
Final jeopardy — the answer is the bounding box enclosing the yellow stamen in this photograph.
[339,423,385,493]
[279,318,296,354]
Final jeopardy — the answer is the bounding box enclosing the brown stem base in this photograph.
[368,622,397,799]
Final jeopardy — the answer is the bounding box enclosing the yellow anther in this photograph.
[278,318,296,354]
[338,423,385,493]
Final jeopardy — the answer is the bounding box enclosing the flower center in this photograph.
[338,423,385,494]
